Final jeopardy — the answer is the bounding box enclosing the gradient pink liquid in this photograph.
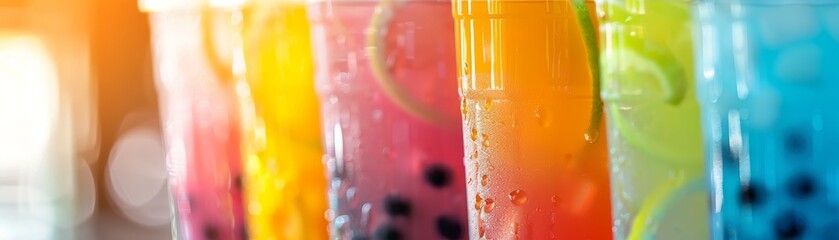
[149,11,247,240]
[309,1,468,239]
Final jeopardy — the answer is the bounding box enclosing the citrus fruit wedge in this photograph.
[629,175,707,240]
[572,0,604,143]
[366,0,459,128]
[606,47,703,167]
[601,0,701,167]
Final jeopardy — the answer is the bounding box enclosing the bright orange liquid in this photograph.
[454,0,612,239]
[241,3,328,240]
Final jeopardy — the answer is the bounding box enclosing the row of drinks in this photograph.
[141,0,839,239]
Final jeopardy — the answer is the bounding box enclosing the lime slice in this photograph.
[572,0,604,143]
[366,0,458,128]
[628,175,706,240]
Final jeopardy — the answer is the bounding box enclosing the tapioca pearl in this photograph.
[758,5,819,48]
[774,210,807,239]
[374,224,403,240]
[774,44,823,83]
[239,225,248,240]
[233,175,242,190]
[436,215,464,240]
[784,131,809,155]
[787,174,817,199]
[203,225,220,240]
[383,195,412,217]
[424,164,452,189]
[740,183,765,207]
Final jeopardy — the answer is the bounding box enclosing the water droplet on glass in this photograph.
[511,222,519,235]
[461,98,468,115]
[481,133,489,147]
[551,195,559,207]
[509,190,528,205]
[481,175,488,186]
[484,98,493,110]
[475,194,483,210]
[584,130,599,143]
[470,128,478,141]
[483,198,495,213]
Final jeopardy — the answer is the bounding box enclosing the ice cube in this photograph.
[774,44,823,83]
[759,6,819,48]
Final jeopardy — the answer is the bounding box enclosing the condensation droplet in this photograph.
[551,195,559,207]
[509,190,528,205]
[470,128,478,141]
[511,222,519,236]
[481,133,489,147]
[483,198,495,213]
[475,194,483,210]
[584,130,600,143]
[461,98,468,115]
[484,98,493,110]
[481,175,488,187]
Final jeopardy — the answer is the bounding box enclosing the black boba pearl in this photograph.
[436,215,464,239]
[374,224,403,240]
[784,131,808,155]
[788,174,816,199]
[203,225,220,240]
[240,226,248,240]
[740,183,765,206]
[774,211,806,239]
[233,175,243,190]
[424,164,452,189]
[383,195,412,217]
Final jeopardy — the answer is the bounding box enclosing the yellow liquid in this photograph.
[241,3,328,239]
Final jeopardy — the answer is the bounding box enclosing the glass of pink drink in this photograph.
[143,2,247,239]
[308,0,468,239]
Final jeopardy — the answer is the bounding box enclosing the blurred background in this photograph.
[1,0,172,239]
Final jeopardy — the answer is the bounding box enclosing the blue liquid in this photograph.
[694,1,839,239]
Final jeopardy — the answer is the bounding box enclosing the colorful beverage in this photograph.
[694,1,839,239]
[453,0,612,239]
[239,1,329,239]
[146,6,247,240]
[598,0,708,239]
[309,0,468,239]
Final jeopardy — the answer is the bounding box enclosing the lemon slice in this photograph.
[628,175,706,240]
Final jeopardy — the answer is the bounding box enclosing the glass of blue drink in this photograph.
[693,0,839,239]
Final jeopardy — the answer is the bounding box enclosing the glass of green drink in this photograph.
[597,0,708,239]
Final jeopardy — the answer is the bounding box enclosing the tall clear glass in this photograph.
[239,0,329,239]
[598,0,708,239]
[693,0,839,239]
[141,1,247,239]
[309,0,468,239]
[453,0,613,239]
